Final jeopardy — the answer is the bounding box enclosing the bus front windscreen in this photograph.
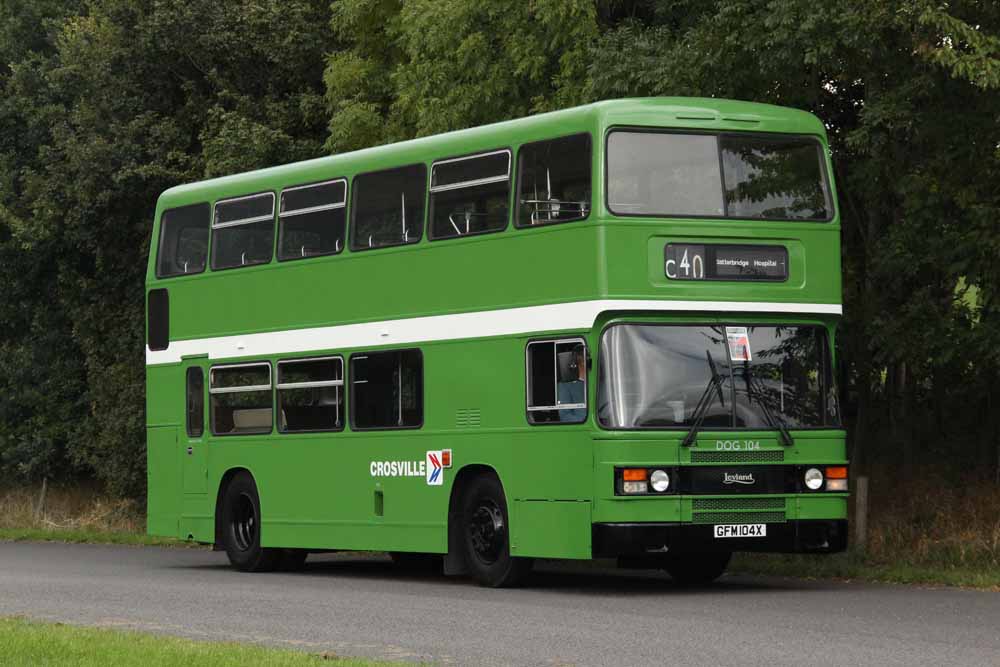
[606,131,832,220]
[597,324,840,430]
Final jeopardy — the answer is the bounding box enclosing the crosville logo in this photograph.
[426,451,443,486]
[426,449,452,486]
[722,472,756,485]
[369,449,452,486]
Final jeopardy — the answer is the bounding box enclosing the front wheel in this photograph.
[460,474,532,587]
[220,472,280,572]
[662,551,731,586]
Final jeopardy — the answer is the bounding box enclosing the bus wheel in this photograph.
[220,472,280,572]
[460,474,532,587]
[662,551,731,586]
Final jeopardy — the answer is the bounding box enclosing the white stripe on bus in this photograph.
[145,298,842,366]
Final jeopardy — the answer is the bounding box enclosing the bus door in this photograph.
[182,362,208,494]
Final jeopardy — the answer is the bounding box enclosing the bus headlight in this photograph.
[650,469,670,492]
[804,468,824,490]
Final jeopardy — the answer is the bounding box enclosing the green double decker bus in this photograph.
[146,98,847,587]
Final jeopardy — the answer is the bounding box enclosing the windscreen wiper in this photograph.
[742,363,794,447]
[681,351,727,448]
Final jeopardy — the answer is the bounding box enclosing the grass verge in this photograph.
[0,616,408,666]
[0,484,191,547]
[733,471,1000,590]
[730,552,1000,590]
[0,527,188,546]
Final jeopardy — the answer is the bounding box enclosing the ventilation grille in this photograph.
[690,450,784,463]
[692,511,786,524]
[455,408,481,428]
[693,498,786,511]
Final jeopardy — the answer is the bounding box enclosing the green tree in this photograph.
[324,0,598,150]
[0,0,334,496]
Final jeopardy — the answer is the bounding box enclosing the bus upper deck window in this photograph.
[350,164,426,251]
[278,180,346,261]
[720,135,830,220]
[429,150,510,240]
[211,192,276,270]
[607,132,723,217]
[516,134,591,227]
[606,130,832,221]
[155,203,210,278]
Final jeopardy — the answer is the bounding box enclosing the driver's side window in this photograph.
[526,338,587,424]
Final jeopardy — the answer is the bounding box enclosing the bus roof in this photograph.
[157,97,827,208]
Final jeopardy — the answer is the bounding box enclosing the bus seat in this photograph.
[232,408,272,431]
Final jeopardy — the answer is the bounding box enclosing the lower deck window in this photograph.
[210,363,273,435]
[350,350,422,429]
[526,339,587,424]
[186,367,204,437]
[277,356,344,432]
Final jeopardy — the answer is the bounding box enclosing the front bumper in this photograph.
[593,519,847,557]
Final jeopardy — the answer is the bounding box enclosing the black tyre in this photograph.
[220,472,280,572]
[276,549,309,572]
[662,551,731,586]
[460,474,532,587]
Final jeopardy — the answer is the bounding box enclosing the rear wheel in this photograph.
[220,472,280,572]
[662,551,731,586]
[460,474,532,587]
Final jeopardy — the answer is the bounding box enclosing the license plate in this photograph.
[714,524,767,538]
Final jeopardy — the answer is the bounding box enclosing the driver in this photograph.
[557,346,587,422]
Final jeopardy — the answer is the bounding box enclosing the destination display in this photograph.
[664,243,788,282]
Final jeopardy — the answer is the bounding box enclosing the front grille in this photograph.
[692,511,786,524]
[690,450,784,463]
[693,498,785,511]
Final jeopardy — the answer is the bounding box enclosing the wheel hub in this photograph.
[469,500,505,564]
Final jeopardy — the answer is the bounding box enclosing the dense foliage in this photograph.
[1,0,998,497]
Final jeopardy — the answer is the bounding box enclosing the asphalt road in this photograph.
[1,542,998,666]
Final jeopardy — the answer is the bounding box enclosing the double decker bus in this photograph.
[146,98,847,587]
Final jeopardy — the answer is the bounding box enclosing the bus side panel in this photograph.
[512,500,591,559]
[147,363,184,539]
[146,425,180,537]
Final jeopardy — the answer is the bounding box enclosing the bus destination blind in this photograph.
[664,243,788,282]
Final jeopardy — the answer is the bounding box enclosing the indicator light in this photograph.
[826,479,848,492]
[623,481,649,494]
[825,466,847,479]
[622,469,648,481]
